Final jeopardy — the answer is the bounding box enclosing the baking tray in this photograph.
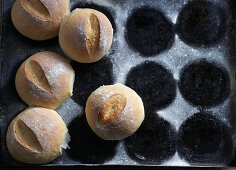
[0,0,236,167]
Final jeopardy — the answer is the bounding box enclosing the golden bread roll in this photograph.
[15,51,75,109]
[6,107,70,164]
[59,8,113,63]
[11,0,70,40]
[86,84,145,140]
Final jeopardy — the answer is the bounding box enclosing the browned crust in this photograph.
[15,51,75,109]
[25,60,51,93]
[11,0,70,40]
[14,119,43,153]
[86,13,100,59]
[99,93,127,126]
[21,0,51,21]
[6,107,68,164]
[59,8,113,63]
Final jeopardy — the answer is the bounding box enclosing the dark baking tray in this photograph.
[1,0,236,167]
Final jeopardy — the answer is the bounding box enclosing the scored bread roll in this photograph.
[59,8,113,63]
[15,51,75,109]
[6,107,70,164]
[86,84,145,140]
[11,0,70,40]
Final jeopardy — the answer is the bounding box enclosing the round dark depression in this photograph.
[66,115,118,163]
[176,0,227,47]
[178,60,230,107]
[177,112,232,164]
[124,112,177,164]
[71,57,114,107]
[125,7,175,56]
[125,61,176,112]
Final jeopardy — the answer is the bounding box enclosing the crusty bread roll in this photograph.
[11,0,70,40]
[15,51,75,109]
[59,8,113,63]
[86,84,145,140]
[6,107,70,164]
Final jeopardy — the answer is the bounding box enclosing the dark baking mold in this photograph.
[178,59,230,107]
[125,6,175,56]
[71,2,116,33]
[177,111,233,164]
[71,57,114,107]
[125,61,176,112]
[66,114,118,164]
[0,0,234,167]
[176,0,227,47]
[124,112,177,164]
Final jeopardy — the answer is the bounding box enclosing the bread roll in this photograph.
[59,8,113,63]
[86,84,145,140]
[6,107,70,164]
[11,0,70,40]
[15,51,75,109]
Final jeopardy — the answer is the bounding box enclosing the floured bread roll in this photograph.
[6,107,70,164]
[11,0,70,40]
[86,84,145,140]
[59,8,113,63]
[15,51,75,109]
